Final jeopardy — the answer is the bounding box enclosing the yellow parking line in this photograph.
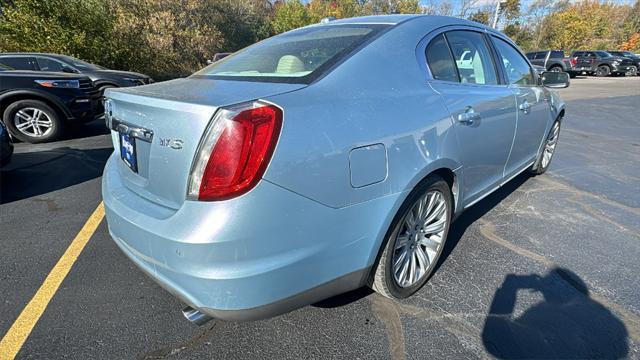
[0,202,105,360]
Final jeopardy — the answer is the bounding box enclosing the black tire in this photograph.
[569,72,577,79]
[530,120,561,175]
[371,175,452,299]
[2,100,64,143]
[549,65,563,72]
[595,65,611,77]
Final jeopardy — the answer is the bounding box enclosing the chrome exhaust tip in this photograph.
[182,306,213,326]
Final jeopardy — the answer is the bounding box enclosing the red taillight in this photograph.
[570,57,577,67]
[188,101,282,201]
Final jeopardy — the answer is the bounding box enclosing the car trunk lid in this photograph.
[105,78,305,209]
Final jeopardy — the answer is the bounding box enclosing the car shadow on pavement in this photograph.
[482,267,628,359]
[0,147,112,204]
[65,118,110,140]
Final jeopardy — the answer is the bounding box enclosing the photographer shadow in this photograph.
[482,267,628,359]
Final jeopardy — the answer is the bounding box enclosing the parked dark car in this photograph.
[526,50,578,78]
[0,120,13,166]
[0,53,153,95]
[0,65,102,143]
[607,51,639,76]
[570,51,635,77]
[206,52,232,65]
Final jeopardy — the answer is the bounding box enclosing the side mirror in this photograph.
[541,71,569,88]
[61,66,76,73]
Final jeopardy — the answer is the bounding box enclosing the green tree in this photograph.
[468,9,491,25]
[0,0,113,60]
[272,0,312,33]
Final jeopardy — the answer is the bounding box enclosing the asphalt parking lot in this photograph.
[1,76,639,359]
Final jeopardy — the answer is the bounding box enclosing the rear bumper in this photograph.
[102,154,402,320]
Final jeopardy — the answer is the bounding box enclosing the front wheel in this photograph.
[530,120,560,175]
[371,176,452,299]
[549,66,563,72]
[595,65,611,77]
[3,100,63,143]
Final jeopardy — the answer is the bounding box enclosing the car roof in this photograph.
[323,14,420,25]
[0,52,70,60]
[314,14,495,31]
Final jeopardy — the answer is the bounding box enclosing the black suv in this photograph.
[526,50,578,78]
[0,53,153,94]
[607,51,639,76]
[571,51,635,77]
[0,64,102,143]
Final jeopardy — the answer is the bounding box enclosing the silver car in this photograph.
[102,15,568,324]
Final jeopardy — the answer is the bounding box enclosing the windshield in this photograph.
[595,51,613,58]
[61,56,104,70]
[193,24,389,84]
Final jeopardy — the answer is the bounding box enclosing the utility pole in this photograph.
[492,0,506,29]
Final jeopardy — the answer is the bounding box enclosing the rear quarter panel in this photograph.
[263,17,462,210]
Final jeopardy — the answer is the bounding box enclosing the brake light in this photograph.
[570,57,577,67]
[188,101,282,201]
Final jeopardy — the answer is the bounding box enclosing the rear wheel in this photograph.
[3,100,63,143]
[530,120,560,175]
[549,65,563,72]
[371,176,452,299]
[595,65,611,77]
[626,66,637,76]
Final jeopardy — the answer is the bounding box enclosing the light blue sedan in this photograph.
[102,15,568,324]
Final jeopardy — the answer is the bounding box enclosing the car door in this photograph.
[490,36,550,178]
[529,52,545,67]
[425,30,516,206]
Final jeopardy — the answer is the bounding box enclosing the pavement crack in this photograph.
[137,321,218,359]
[369,295,407,360]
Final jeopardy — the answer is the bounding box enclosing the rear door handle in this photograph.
[519,101,531,114]
[457,106,480,125]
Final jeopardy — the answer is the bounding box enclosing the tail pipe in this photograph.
[182,306,213,326]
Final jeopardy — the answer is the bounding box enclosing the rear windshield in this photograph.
[193,24,389,84]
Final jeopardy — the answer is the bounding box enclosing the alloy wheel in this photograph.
[596,66,610,77]
[542,122,560,169]
[392,190,448,288]
[13,107,53,138]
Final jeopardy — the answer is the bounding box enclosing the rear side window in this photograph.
[446,30,498,85]
[550,50,564,58]
[0,57,35,70]
[426,34,459,82]
[534,52,547,60]
[492,37,534,86]
[526,52,536,60]
[194,24,389,84]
